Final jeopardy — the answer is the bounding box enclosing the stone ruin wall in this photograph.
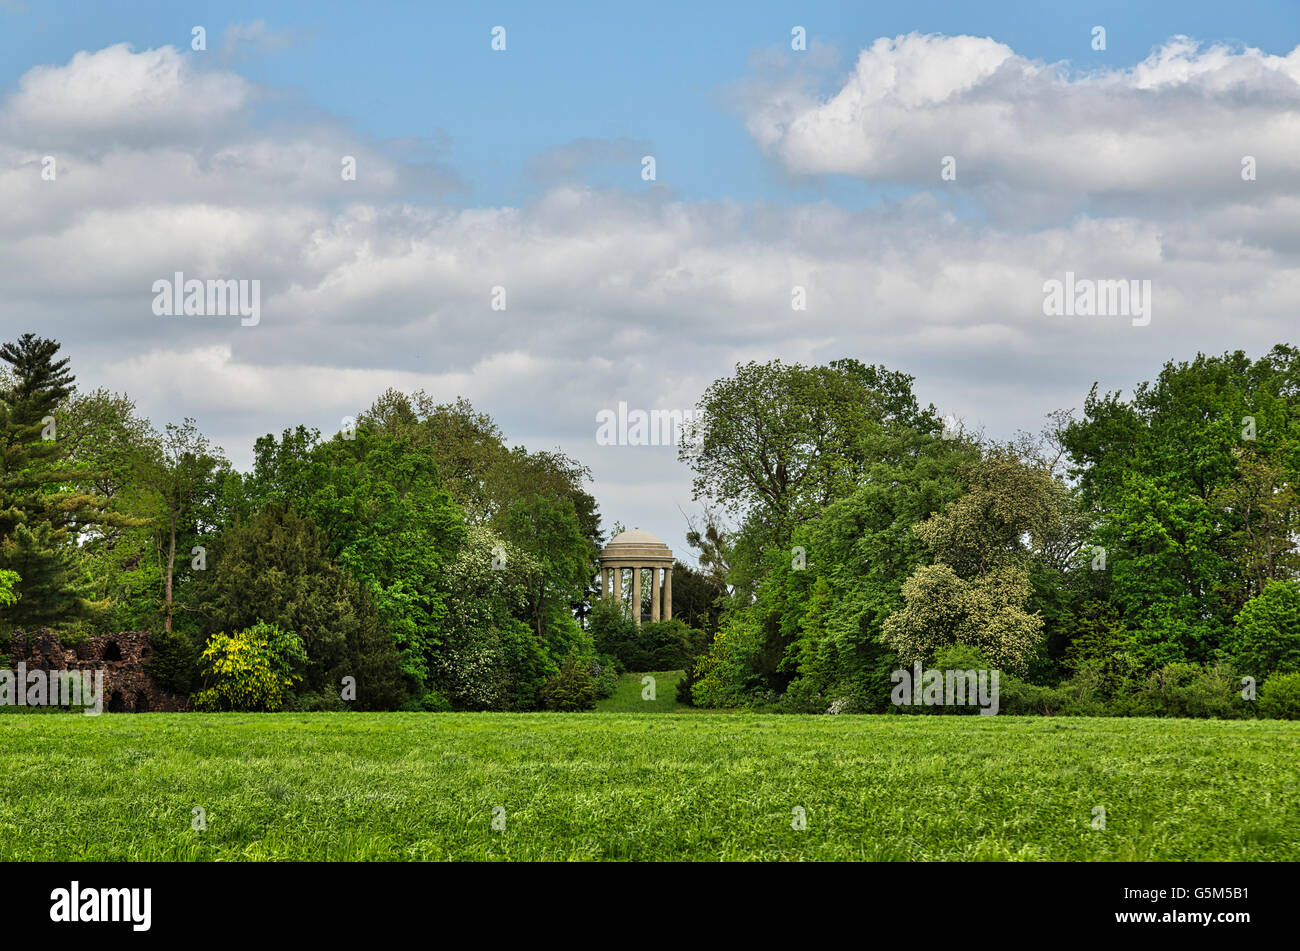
[7,629,191,712]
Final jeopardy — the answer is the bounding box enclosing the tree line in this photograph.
[678,350,1300,718]
[0,334,720,712]
[3,333,1298,718]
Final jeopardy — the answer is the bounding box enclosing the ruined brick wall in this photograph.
[7,630,191,712]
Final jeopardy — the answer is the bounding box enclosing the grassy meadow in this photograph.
[593,670,690,712]
[0,710,1296,861]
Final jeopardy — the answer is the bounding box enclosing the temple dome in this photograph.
[607,528,665,546]
[601,529,673,564]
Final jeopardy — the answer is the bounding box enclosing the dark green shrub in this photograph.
[400,687,453,712]
[589,599,640,663]
[691,623,768,709]
[996,677,1063,715]
[890,645,994,716]
[997,664,1109,716]
[1259,672,1300,720]
[144,628,200,695]
[1120,662,1249,719]
[284,689,347,712]
[776,675,826,713]
[541,653,597,711]
[1055,663,1113,716]
[676,661,699,706]
[637,619,702,670]
[337,596,406,711]
[590,598,705,671]
[820,678,889,714]
[591,654,620,700]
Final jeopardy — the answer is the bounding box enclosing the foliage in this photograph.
[500,494,594,657]
[1259,672,1300,720]
[883,563,1043,673]
[0,334,137,628]
[1062,345,1300,664]
[884,643,994,717]
[690,623,769,709]
[588,598,638,660]
[666,562,725,634]
[685,374,975,706]
[244,426,466,690]
[995,667,1109,717]
[0,569,17,607]
[187,504,404,708]
[400,688,454,713]
[591,655,621,700]
[134,419,231,632]
[995,661,1254,719]
[1118,662,1251,719]
[227,403,602,711]
[675,661,700,705]
[358,390,602,543]
[192,621,307,712]
[8,337,1300,721]
[1227,580,1300,681]
[881,452,1074,673]
[432,523,549,710]
[144,626,200,695]
[541,652,597,711]
[59,388,161,634]
[636,619,705,669]
[681,358,943,594]
[356,390,605,624]
[1060,600,1143,697]
[589,598,705,671]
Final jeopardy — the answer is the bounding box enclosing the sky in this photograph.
[3,0,1300,561]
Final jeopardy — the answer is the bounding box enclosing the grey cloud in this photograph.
[3,41,1299,558]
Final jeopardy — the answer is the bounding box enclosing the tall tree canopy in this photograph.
[0,335,136,628]
[681,358,942,593]
[1063,345,1300,664]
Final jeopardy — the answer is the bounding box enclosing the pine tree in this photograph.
[0,334,129,628]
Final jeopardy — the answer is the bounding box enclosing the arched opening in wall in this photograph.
[103,641,122,662]
[108,691,127,713]
[133,694,150,713]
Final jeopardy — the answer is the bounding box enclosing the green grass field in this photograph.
[594,670,690,712]
[0,712,1296,860]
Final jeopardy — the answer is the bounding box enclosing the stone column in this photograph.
[651,567,661,622]
[612,565,622,608]
[664,564,672,621]
[632,565,642,626]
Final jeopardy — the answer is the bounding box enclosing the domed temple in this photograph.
[599,529,673,626]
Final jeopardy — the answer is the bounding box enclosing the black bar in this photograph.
[5,861,1278,937]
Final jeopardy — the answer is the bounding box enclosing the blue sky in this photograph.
[3,1,1300,558]
[6,0,1298,210]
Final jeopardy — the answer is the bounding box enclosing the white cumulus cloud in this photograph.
[747,33,1300,206]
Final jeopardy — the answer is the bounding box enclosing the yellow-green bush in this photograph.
[193,621,306,712]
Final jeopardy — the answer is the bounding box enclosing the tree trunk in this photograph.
[165,512,176,632]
